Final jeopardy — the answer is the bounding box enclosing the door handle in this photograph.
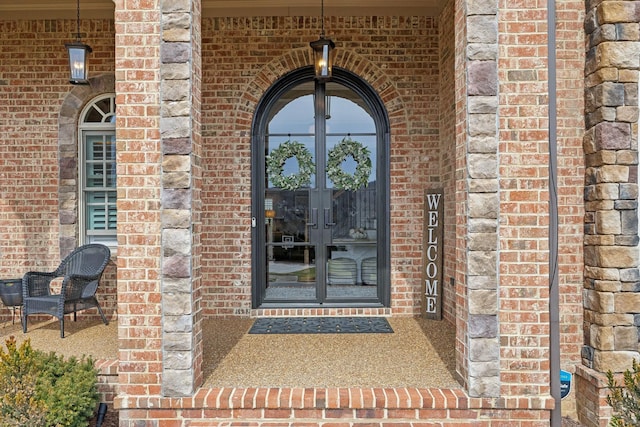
[324,208,336,228]
[307,208,318,228]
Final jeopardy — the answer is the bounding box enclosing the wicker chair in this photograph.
[22,244,111,338]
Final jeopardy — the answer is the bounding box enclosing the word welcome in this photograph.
[422,189,444,320]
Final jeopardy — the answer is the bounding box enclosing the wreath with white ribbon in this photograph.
[266,140,315,190]
[327,137,372,191]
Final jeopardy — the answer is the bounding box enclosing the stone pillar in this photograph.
[465,0,500,398]
[160,0,202,396]
[577,0,640,425]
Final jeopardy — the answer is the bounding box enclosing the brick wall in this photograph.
[0,2,594,423]
[116,387,553,426]
[0,19,116,322]
[453,0,470,391]
[498,2,551,397]
[493,0,584,404]
[199,16,444,318]
[439,0,457,326]
[556,0,586,369]
[113,0,164,397]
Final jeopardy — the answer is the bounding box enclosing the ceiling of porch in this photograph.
[0,0,447,20]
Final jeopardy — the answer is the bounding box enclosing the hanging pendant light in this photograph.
[65,0,92,85]
[310,0,335,81]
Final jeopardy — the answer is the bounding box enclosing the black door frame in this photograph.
[251,66,390,309]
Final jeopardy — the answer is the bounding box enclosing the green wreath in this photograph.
[266,140,315,190]
[327,137,372,191]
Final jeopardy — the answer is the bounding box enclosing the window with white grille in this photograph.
[79,94,116,246]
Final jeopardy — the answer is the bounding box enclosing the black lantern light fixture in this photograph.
[310,0,335,81]
[65,0,92,85]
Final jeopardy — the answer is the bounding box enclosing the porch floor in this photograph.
[0,316,459,389]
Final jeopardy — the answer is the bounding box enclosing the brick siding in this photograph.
[116,386,553,426]
[556,0,587,363]
[439,0,457,326]
[453,0,471,392]
[0,0,610,423]
[0,19,117,319]
[199,15,442,318]
[113,0,165,398]
[497,2,552,399]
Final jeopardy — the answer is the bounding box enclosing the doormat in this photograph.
[248,317,393,334]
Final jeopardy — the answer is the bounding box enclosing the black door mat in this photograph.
[248,317,393,334]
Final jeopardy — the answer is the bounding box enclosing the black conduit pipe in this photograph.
[95,402,108,427]
[547,0,561,424]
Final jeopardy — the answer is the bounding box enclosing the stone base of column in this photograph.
[574,364,612,427]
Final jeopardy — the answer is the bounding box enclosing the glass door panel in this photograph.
[264,189,317,301]
[263,83,317,302]
[254,71,386,307]
[324,86,377,300]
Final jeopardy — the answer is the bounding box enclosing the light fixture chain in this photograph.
[76,0,81,40]
[321,0,325,37]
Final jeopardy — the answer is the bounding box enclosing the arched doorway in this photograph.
[251,67,390,308]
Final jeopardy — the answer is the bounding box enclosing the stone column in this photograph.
[465,0,500,398]
[577,0,640,425]
[160,0,202,396]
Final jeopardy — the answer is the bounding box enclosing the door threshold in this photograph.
[252,306,391,317]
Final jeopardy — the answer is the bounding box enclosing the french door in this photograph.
[252,68,389,308]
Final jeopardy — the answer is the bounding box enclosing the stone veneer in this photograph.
[465,0,500,398]
[160,0,203,396]
[578,0,640,425]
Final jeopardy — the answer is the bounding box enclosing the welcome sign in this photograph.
[422,189,444,320]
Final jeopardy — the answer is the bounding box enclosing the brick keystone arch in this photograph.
[236,47,407,129]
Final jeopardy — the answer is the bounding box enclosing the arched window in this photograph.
[78,94,116,247]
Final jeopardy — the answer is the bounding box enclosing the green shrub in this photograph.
[606,359,640,427]
[0,337,47,426]
[0,337,99,427]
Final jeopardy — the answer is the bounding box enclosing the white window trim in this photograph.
[78,94,117,248]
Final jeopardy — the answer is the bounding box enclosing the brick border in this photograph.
[115,385,554,416]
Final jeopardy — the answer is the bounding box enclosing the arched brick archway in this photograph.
[237,48,408,133]
[237,49,423,315]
